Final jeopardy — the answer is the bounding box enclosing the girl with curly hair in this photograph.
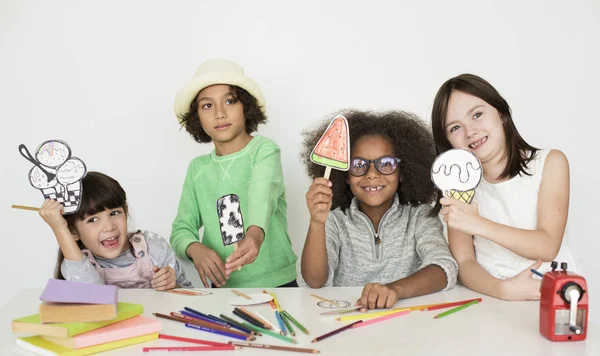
[300,110,458,310]
[170,59,297,288]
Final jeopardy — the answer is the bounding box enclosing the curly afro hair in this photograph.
[301,110,440,215]
[178,85,267,143]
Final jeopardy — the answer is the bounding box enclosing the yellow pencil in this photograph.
[336,308,410,322]
[269,292,282,311]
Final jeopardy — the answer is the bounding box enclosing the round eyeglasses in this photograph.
[349,156,401,177]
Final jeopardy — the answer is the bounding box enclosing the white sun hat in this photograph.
[173,58,266,121]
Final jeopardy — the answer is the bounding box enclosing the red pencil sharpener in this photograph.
[540,261,588,341]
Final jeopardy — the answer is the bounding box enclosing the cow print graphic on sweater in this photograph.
[217,193,245,246]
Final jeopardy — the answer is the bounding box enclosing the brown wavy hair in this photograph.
[431,74,538,179]
[301,110,440,215]
[54,172,129,279]
[178,85,267,143]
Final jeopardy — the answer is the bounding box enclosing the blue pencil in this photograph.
[184,307,229,325]
[531,269,544,278]
[180,310,227,327]
[275,310,287,335]
[185,323,250,341]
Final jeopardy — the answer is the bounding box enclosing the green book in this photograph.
[11,302,143,338]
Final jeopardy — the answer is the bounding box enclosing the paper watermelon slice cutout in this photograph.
[310,115,350,171]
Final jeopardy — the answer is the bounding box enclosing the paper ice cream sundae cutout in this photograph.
[19,140,87,214]
[431,148,482,204]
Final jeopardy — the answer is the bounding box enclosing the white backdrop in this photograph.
[1,0,598,309]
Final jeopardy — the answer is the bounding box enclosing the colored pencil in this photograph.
[531,269,544,278]
[255,311,282,334]
[219,314,257,335]
[309,294,339,306]
[231,341,320,354]
[239,307,273,329]
[269,292,283,311]
[336,308,410,322]
[351,310,410,328]
[185,323,253,341]
[434,300,479,319]
[184,307,224,324]
[422,298,482,311]
[143,346,237,352]
[232,289,252,300]
[280,310,295,336]
[179,310,228,326]
[275,310,287,335]
[158,334,230,347]
[237,307,272,329]
[152,313,250,338]
[233,309,267,329]
[11,204,39,212]
[240,322,297,344]
[263,290,278,309]
[282,310,309,334]
[311,321,362,343]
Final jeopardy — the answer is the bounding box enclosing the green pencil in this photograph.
[282,310,309,334]
[279,311,296,336]
[434,300,479,319]
[241,322,297,344]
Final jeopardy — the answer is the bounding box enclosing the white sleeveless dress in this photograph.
[473,149,576,279]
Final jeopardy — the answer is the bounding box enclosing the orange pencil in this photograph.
[422,298,482,311]
[263,290,277,309]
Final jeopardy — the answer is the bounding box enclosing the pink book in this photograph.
[40,316,162,349]
[40,279,117,305]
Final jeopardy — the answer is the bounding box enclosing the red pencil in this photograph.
[143,346,237,352]
[158,334,230,347]
[311,321,362,343]
[422,298,483,311]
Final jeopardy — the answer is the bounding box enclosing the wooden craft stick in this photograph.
[232,289,252,300]
[11,205,39,212]
[309,294,339,306]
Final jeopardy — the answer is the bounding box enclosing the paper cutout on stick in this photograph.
[19,140,87,214]
[431,148,482,204]
[217,194,245,246]
[310,115,350,176]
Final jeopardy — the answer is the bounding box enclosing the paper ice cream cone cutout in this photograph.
[310,115,350,179]
[431,149,482,204]
[449,189,476,204]
[19,140,87,214]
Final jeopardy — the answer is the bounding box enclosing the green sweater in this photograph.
[170,136,297,287]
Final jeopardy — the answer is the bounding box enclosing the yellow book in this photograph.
[12,302,143,338]
[16,333,158,355]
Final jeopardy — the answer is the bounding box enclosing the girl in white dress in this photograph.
[431,74,575,301]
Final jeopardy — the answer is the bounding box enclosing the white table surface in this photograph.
[1,286,597,356]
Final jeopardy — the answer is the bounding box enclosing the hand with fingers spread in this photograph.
[38,199,69,232]
[151,265,177,291]
[225,225,265,275]
[356,283,399,311]
[440,197,482,236]
[186,242,228,288]
[306,178,333,225]
[500,261,543,301]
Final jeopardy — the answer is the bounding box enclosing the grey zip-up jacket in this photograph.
[299,194,458,289]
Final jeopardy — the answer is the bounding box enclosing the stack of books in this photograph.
[11,279,161,355]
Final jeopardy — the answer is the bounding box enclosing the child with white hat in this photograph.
[170,59,297,288]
